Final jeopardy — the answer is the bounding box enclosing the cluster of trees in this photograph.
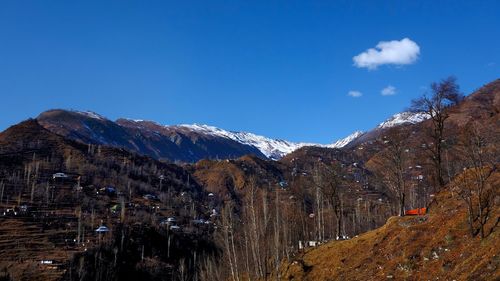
[203,178,304,281]
[454,123,498,238]
[198,160,395,281]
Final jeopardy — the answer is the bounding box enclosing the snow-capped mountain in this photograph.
[36,109,430,162]
[327,131,364,148]
[343,111,431,148]
[176,124,317,160]
[175,125,367,159]
[377,111,430,129]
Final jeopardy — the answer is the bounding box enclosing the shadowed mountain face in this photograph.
[37,110,265,163]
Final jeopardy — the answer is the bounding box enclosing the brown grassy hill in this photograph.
[447,78,500,125]
[190,155,286,201]
[278,170,500,281]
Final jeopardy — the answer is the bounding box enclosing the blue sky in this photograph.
[1,1,499,143]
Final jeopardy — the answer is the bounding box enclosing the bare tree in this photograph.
[373,129,410,216]
[76,206,82,244]
[273,188,280,281]
[454,123,499,238]
[411,76,463,189]
[313,161,344,240]
[199,255,221,281]
[0,181,4,205]
[245,177,267,279]
[221,202,240,281]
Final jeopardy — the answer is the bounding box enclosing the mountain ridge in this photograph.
[34,109,428,162]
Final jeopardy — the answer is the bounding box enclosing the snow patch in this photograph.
[176,124,365,159]
[119,111,423,160]
[177,124,317,160]
[74,110,107,121]
[327,131,364,148]
[377,112,430,129]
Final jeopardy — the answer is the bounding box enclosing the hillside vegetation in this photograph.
[278,169,499,280]
[0,78,498,281]
[0,120,216,281]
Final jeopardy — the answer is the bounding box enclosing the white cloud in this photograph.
[353,38,420,70]
[381,85,396,96]
[348,90,363,98]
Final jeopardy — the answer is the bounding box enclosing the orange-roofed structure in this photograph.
[405,208,427,216]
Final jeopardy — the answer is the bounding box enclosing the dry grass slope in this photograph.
[279,171,499,281]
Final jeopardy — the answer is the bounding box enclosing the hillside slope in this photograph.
[0,120,216,281]
[278,170,500,281]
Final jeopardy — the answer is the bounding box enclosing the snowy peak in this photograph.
[377,111,430,129]
[327,131,364,148]
[176,124,315,160]
[176,124,363,158]
[165,111,429,158]
[36,108,427,162]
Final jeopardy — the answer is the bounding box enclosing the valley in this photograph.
[0,78,498,280]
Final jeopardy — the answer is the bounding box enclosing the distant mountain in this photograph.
[170,123,318,160]
[168,125,369,158]
[38,110,266,163]
[345,111,431,148]
[377,111,430,129]
[36,110,348,162]
[34,107,433,163]
[327,130,364,148]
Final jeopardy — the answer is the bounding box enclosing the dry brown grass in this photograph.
[278,172,500,281]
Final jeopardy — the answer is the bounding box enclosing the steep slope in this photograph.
[278,170,500,281]
[0,119,215,281]
[189,154,286,201]
[36,110,133,147]
[446,78,500,126]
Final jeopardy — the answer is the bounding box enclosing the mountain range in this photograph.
[0,78,498,281]
[35,109,429,162]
